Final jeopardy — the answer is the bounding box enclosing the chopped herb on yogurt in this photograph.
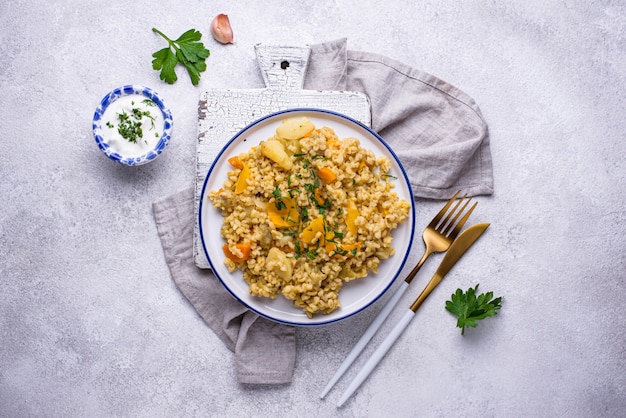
[114,101,156,144]
[101,94,164,158]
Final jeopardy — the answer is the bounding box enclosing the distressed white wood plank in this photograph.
[193,45,371,269]
[254,44,310,89]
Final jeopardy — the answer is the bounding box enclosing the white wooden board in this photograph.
[193,44,371,269]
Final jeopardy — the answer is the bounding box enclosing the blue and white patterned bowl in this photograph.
[92,85,173,166]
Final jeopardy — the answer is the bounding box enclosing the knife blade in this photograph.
[336,222,490,407]
[409,222,490,312]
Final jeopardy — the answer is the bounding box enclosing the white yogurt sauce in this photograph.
[101,94,164,158]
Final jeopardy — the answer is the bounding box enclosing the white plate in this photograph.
[198,109,415,326]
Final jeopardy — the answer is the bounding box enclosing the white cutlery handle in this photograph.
[337,309,416,407]
[320,281,410,399]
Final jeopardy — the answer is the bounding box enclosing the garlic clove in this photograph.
[210,14,234,44]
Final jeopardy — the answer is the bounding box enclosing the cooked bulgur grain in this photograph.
[209,117,410,317]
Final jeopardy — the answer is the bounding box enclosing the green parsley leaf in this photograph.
[306,248,318,260]
[272,186,287,210]
[445,284,502,335]
[300,207,309,223]
[272,185,283,200]
[151,28,210,86]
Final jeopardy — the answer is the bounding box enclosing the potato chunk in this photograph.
[266,247,293,280]
[260,139,292,170]
[276,117,315,140]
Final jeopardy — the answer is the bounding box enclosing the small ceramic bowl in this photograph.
[92,85,173,166]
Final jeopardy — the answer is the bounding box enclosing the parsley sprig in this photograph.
[445,284,502,335]
[151,28,210,86]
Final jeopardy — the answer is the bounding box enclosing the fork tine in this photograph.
[441,196,471,235]
[437,193,468,232]
[428,190,461,227]
[447,201,478,238]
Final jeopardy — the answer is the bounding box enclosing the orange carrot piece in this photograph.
[222,243,251,263]
[317,167,337,185]
[345,199,359,235]
[228,156,244,169]
[234,163,250,194]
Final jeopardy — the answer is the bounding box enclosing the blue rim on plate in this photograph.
[92,85,173,166]
[198,108,416,326]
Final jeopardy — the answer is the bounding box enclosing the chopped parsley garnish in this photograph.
[116,108,154,144]
[272,186,286,210]
[300,207,309,223]
[272,185,283,200]
[294,241,302,259]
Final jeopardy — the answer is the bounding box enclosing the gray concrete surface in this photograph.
[1,1,624,417]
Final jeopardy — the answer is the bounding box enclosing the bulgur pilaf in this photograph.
[209,117,410,317]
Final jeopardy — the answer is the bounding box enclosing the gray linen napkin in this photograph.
[153,188,296,384]
[306,38,493,199]
[152,38,493,385]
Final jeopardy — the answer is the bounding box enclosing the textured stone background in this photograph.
[1,1,624,417]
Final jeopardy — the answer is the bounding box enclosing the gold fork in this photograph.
[320,190,477,399]
[406,190,477,283]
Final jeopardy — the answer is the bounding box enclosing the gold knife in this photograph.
[337,223,490,407]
